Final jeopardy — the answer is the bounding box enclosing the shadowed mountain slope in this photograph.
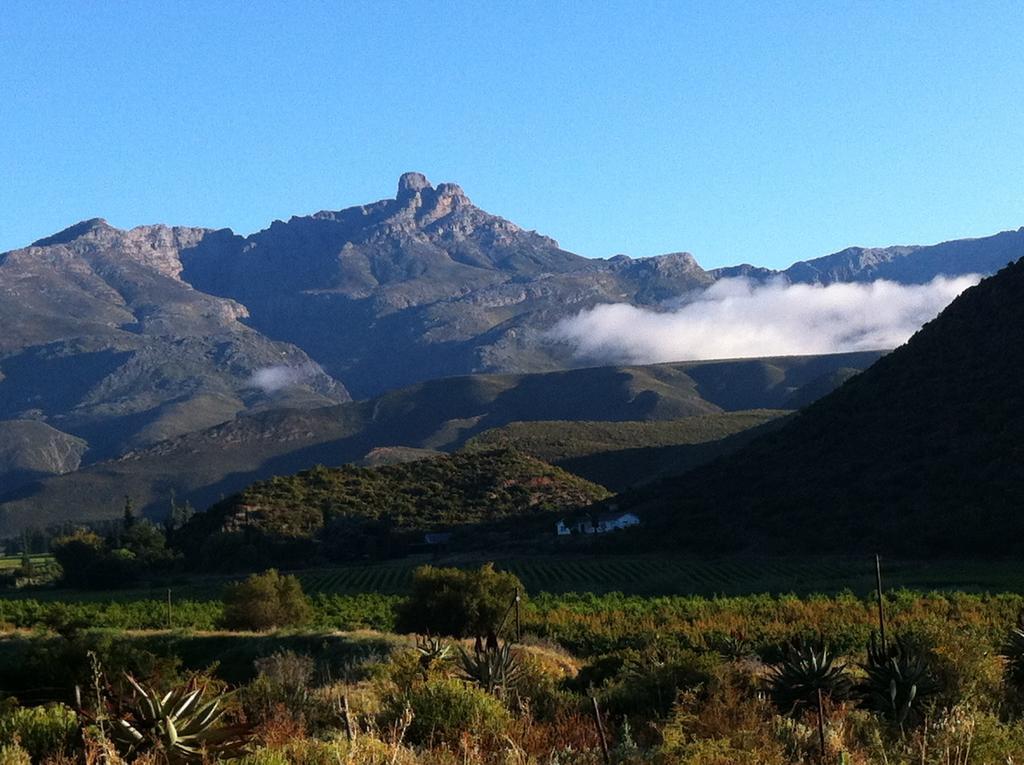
[629,258,1024,556]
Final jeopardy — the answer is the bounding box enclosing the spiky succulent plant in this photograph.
[859,634,938,728]
[705,631,755,661]
[457,641,522,696]
[766,640,853,716]
[416,635,452,676]
[107,675,251,763]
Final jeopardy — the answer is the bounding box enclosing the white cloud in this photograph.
[247,364,316,393]
[548,275,981,364]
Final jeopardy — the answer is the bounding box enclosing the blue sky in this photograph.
[2,1,1022,269]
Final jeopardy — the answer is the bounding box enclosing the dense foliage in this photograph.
[395,564,524,638]
[51,522,177,588]
[221,570,312,631]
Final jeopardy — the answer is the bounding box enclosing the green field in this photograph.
[0,554,54,570]
[7,554,1024,603]
[297,555,1024,597]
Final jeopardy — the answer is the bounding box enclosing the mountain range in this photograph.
[1,172,1021,532]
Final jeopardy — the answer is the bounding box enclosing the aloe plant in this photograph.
[859,634,938,728]
[766,640,853,716]
[106,675,250,763]
[705,631,755,661]
[457,641,522,696]
[415,634,451,673]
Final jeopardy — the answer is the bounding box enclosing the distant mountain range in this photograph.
[714,229,1024,286]
[627,257,1024,556]
[1,172,1021,529]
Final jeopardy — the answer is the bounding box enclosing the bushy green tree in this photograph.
[51,530,122,588]
[396,563,524,638]
[52,521,176,588]
[221,569,312,631]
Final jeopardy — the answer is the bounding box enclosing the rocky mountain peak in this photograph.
[435,182,466,199]
[397,171,432,201]
[31,218,113,248]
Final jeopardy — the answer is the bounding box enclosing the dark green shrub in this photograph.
[4,632,182,705]
[221,569,312,631]
[571,653,627,691]
[395,563,524,638]
[600,646,721,718]
[384,676,511,745]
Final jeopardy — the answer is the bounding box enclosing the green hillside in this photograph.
[0,351,877,534]
[178,449,609,566]
[465,410,788,489]
[629,258,1024,556]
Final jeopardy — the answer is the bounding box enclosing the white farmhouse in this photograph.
[554,511,641,536]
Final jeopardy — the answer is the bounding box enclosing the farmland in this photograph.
[7,554,1024,603]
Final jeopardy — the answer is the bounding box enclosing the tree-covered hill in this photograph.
[178,449,609,565]
[629,258,1024,556]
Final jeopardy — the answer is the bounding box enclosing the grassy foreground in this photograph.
[5,585,1024,762]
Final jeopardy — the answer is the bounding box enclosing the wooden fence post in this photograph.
[591,696,611,765]
[875,554,887,653]
[515,588,522,641]
[341,694,355,741]
[817,688,827,762]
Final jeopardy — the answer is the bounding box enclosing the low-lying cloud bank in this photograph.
[247,363,319,393]
[549,275,981,364]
